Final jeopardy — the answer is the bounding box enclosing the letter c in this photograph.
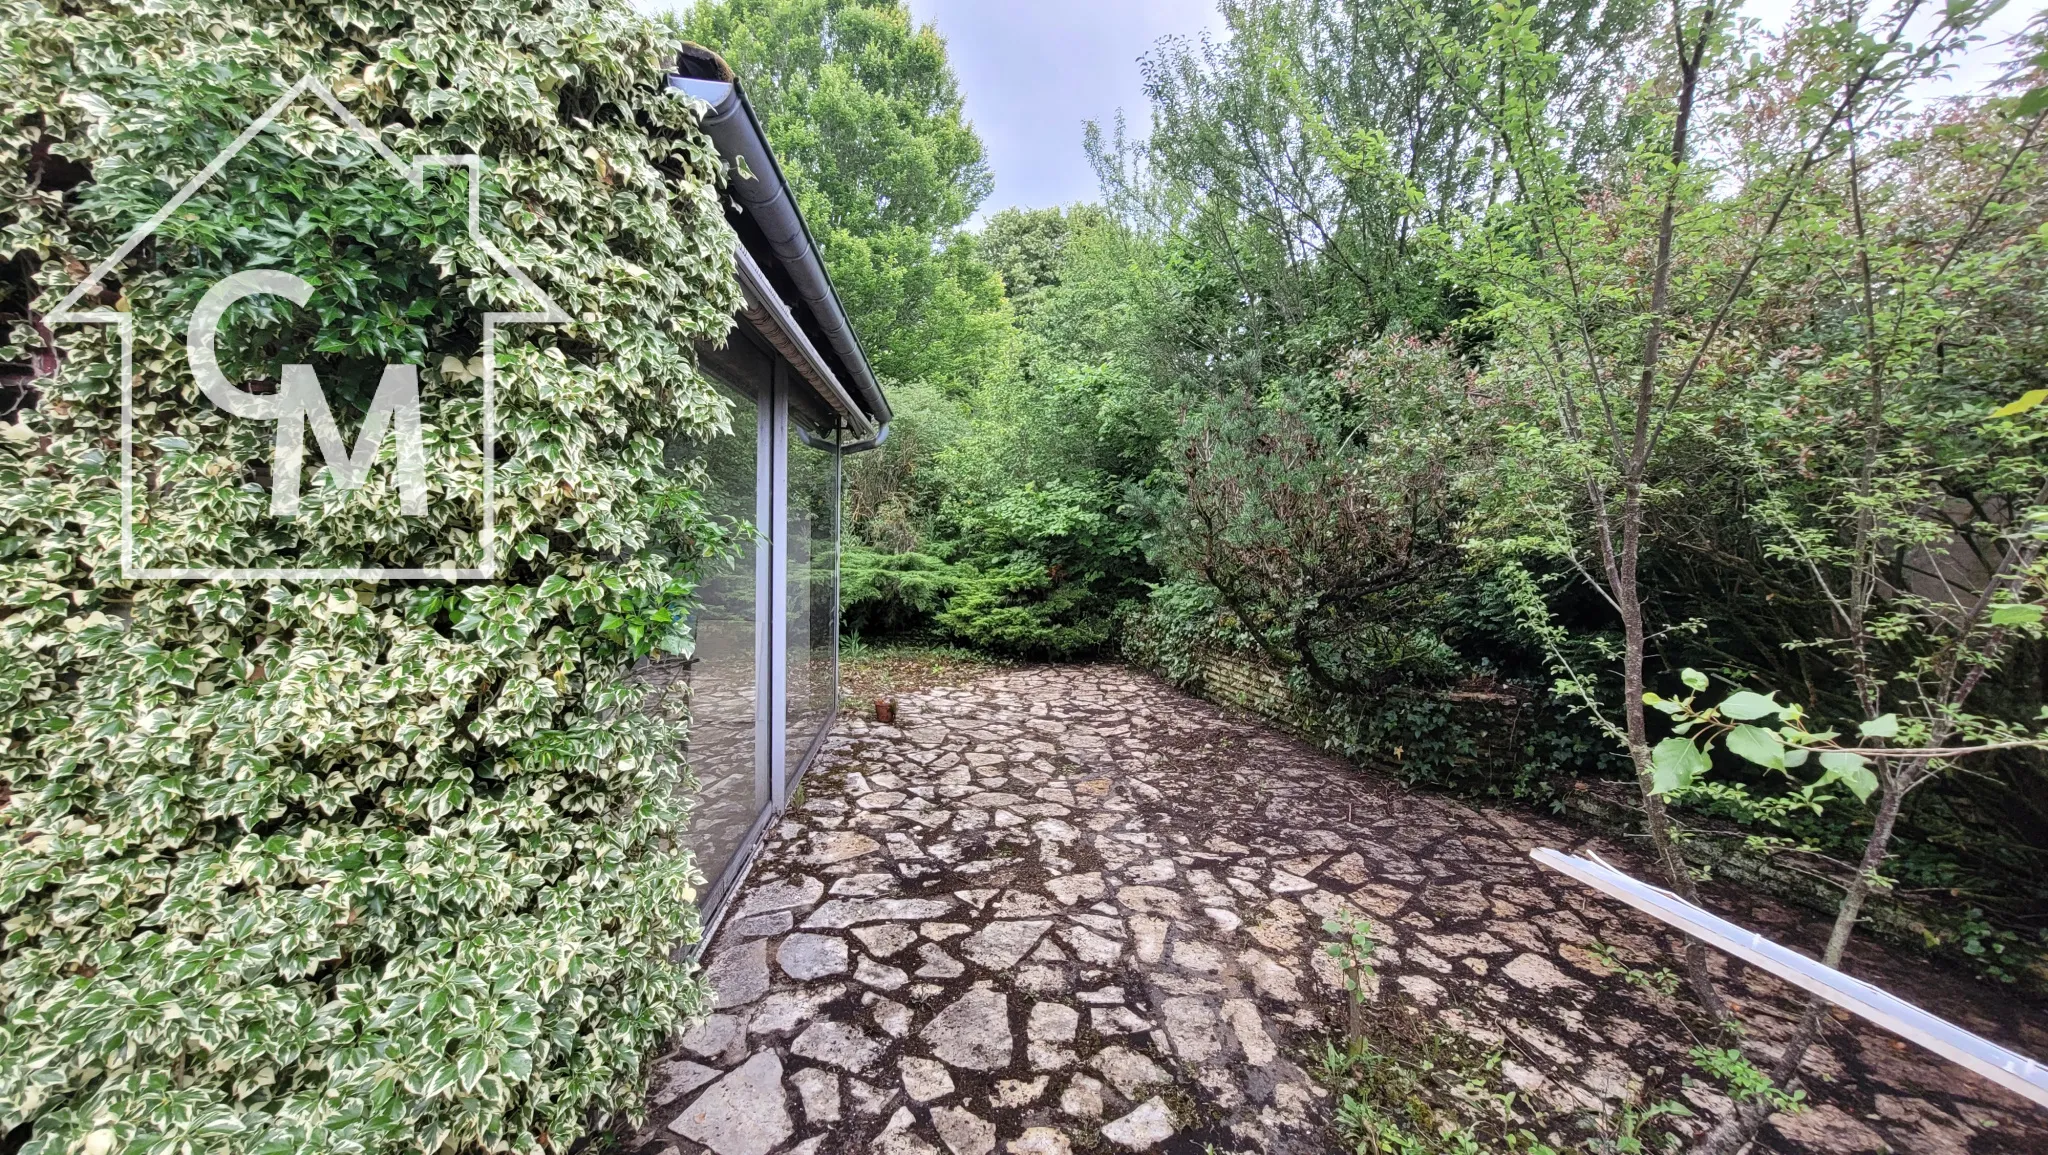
[186,269,315,420]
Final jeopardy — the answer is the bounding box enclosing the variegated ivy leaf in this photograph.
[0,3,736,1153]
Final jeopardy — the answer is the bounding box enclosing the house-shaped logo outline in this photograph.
[47,73,572,581]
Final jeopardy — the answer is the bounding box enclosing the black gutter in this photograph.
[669,45,893,442]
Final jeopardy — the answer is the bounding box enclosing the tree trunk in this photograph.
[1689,783,1907,1154]
[1616,514,1730,1023]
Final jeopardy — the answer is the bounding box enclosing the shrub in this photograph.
[1159,336,1481,697]
[938,561,1116,658]
[0,2,738,1152]
[930,482,1141,658]
[1124,577,1628,800]
[839,543,965,638]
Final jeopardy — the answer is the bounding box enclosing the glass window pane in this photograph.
[679,388,762,898]
[786,421,839,784]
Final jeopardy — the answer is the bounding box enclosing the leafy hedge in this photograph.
[838,544,963,638]
[839,483,1142,658]
[1123,577,1627,800]
[0,2,739,1152]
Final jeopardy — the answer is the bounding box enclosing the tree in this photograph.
[979,204,1112,318]
[1164,335,1484,696]
[1445,0,1996,1017]
[682,0,1014,397]
[1089,0,1653,389]
[1655,30,2048,1152]
[1451,0,2048,1140]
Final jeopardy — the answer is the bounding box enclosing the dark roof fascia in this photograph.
[668,69,893,442]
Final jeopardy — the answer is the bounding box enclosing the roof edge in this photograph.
[669,44,893,435]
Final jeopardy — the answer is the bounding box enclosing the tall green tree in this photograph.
[979,204,1111,319]
[1089,0,1654,388]
[1450,0,2048,1116]
[681,0,1013,397]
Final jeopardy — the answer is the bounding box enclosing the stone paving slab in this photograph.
[630,665,2048,1155]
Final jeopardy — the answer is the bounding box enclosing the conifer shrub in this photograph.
[0,1,739,1151]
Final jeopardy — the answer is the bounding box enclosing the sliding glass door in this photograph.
[681,338,842,921]
[676,382,767,909]
[785,419,840,788]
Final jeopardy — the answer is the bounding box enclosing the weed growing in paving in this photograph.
[1585,941,1681,999]
[1314,921,1697,1154]
[1324,913,1380,1049]
[1316,1017,1697,1155]
[1686,1048,1805,1115]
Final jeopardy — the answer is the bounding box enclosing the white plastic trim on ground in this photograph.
[1531,847,2048,1111]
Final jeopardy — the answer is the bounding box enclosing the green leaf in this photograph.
[1858,714,1898,739]
[457,1047,488,1092]
[1717,691,1783,721]
[2016,86,2048,119]
[1989,603,2044,628]
[1724,724,1785,770]
[1819,751,1879,801]
[1991,387,2048,417]
[1680,668,1709,692]
[1651,737,1710,795]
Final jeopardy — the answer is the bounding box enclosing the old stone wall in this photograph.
[1177,647,1527,780]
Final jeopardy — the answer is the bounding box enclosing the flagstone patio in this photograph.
[628,664,2048,1155]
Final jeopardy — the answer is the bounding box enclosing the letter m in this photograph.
[271,363,428,517]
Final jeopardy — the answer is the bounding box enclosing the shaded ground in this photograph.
[837,645,1016,707]
[631,664,2048,1155]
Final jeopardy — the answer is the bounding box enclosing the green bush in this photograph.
[931,482,1140,658]
[938,561,1115,658]
[0,2,738,1152]
[839,543,964,637]
[1124,577,1627,800]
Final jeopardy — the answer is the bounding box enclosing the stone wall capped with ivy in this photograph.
[0,1,742,1152]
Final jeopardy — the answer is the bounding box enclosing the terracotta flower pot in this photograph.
[874,698,897,725]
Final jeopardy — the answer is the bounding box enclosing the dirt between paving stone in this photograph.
[626,663,2048,1155]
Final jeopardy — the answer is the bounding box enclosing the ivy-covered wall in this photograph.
[0,2,741,1152]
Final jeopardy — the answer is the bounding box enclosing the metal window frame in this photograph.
[785,424,841,791]
[691,338,845,939]
[775,372,842,801]
[767,362,792,808]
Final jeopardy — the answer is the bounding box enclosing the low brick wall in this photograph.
[1182,647,1527,778]
[1188,647,1330,739]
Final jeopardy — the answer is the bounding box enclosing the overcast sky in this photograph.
[899,0,1224,216]
[641,1,2043,219]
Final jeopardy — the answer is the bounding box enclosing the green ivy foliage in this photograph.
[1124,578,1627,800]
[0,2,741,1152]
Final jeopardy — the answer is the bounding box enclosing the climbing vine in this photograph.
[0,1,740,1152]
